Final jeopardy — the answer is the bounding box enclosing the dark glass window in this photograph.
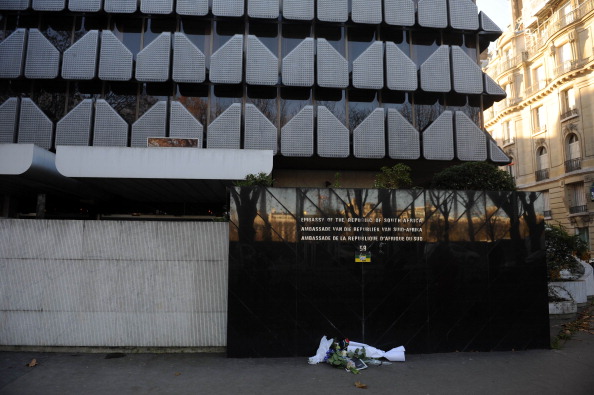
[176,84,209,127]
[317,87,346,125]
[348,89,377,132]
[280,87,311,127]
[112,17,143,59]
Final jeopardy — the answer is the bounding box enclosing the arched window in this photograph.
[536,147,549,181]
[537,146,549,170]
[565,133,582,172]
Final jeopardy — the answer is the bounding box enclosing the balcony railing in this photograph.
[524,1,594,57]
[525,80,547,97]
[565,158,582,173]
[555,58,591,78]
[503,137,515,146]
[560,108,579,122]
[496,53,529,75]
[535,169,549,181]
[569,205,588,214]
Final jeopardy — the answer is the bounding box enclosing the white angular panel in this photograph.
[136,32,171,82]
[418,0,448,29]
[93,100,129,147]
[98,31,133,81]
[173,33,206,83]
[479,11,502,33]
[489,140,510,163]
[317,39,348,89]
[353,41,384,90]
[248,0,279,19]
[25,29,60,79]
[0,29,27,79]
[317,0,348,23]
[352,0,382,24]
[207,103,241,149]
[68,0,102,12]
[246,35,278,86]
[449,0,479,31]
[423,111,454,161]
[317,106,349,158]
[455,112,487,161]
[62,30,99,80]
[0,0,30,10]
[176,0,208,16]
[104,0,136,13]
[56,99,93,146]
[141,0,173,14]
[132,101,167,147]
[387,109,420,160]
[0,98,19,144]
[354,108,385,159]
[210,35,244,84]
[18,98,53,150]
[384,0,415,26]
[170,101,203,145]
[281,105,313,157]
[484,73,506,96]
[451,46,483,94]
[386,42,417,91]
[282,38,314,87]
[420,46,451,93]
[212,0,244,17]
[32,0,64,10]
[283,0,314,20]
[245,104,278,154]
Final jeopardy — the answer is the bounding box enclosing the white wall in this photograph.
[0,219,228,348]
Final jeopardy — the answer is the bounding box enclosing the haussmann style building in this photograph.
[484,0,594,250]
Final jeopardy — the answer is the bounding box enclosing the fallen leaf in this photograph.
[354,381,367,389]
[174,372,181,376]
[26,359,38,367]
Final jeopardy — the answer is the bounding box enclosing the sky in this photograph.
[476,0,513,31]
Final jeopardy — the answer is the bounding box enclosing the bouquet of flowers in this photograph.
[323,338,367,374]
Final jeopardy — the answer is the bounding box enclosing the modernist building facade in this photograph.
[0,0,507,218]
[484,0,594,249]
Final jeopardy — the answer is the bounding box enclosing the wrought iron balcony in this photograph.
[525,80,547,97]
[565,158,582,172]
[535,169,549,181]
[502,137,515,146]
[560,108,579,122]
[569,205,588,214]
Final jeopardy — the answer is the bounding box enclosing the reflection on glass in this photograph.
[40,14,73,52]
[280,87,311,126]
[33,80,67,122]
[68,81,102,110]
[180,18,211,54]
[144,17,176,47]
[348,89,377,132]
[112,17,143,58]
[446,95,481,126]
[317,88,346,124]
[74,15,108,41]
[211,84,242,119]
[139,83,170,116]
[383,91,413,124]
[213,20,244,51]
[316,25,344,54]
[104,82,138,124]
[250,21,278,54]
[414,94,445,131]
[410,30,440,66]
[247,86,278,125]
[347,25,376,71]
[281,22,311,56]
[381,27,410,55]
[176,84,209,127]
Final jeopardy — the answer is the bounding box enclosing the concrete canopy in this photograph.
[55,146,274,203]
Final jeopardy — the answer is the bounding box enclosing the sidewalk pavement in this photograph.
[1,320,593,395]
